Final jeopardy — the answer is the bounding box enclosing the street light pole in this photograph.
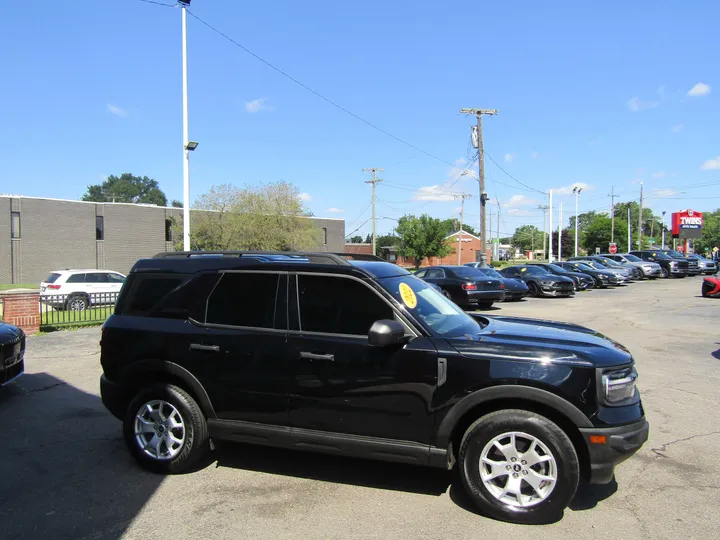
[573,186,582,256]
[181,1,191,251]
[662,211,667,249]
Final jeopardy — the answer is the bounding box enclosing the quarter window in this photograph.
[206,273,279,328]
[297,275,393,335]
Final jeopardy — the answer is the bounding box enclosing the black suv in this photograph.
[100,251,649,524]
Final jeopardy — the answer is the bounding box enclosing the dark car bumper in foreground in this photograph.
[580,418,649,484]
[100,374,127,420]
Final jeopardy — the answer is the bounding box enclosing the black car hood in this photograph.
[0,322,24,344]
[562,271,593,281]
[448,314,631,368]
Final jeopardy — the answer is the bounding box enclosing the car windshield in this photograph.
[477,268,503,279]
[574,262,597,272]
[663,250,685,258]
[378,275,484,338]
[596,258,620,267]
[649,252,673,260]
[543,263,566,273]
[517,266,547,275]
[623,254,642,262]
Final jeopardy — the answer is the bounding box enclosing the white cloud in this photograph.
[651,171,666,179]
[551,182,593,195]
[627,86,665,112]
[530,152,540,159]
[507,208,535,217]
[687,82,711,97]
[701,156,720,170]
[504,194,537,207]
[504,153,516,163]
[244,97,273,113]
[106,104,128,118]
[327,207,344,213]
[298,192,312,201]
[653,189,678,198]
[413,185,457,202]
[672,124,684,133]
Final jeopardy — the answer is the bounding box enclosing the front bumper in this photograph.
[100,374,127,420]
[580,418,649,484]
[641,266,662,277]
[539,284,574,296]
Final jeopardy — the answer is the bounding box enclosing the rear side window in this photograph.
[126,277,184,315]
[66,273,86,283]
[206,273,279,328]
[297,274,393,335]
[44,273,61,284]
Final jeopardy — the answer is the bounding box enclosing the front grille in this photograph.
[1,336,24,367]
[1,359,24,384]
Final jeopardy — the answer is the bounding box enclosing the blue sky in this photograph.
[1,0,718,240]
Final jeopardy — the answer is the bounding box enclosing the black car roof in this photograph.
[130,251,410,280]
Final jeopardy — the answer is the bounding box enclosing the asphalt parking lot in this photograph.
[1,276,719,540]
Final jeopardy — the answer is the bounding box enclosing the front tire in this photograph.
[528,282,540,297]
[458,410,579,524]
[660,267,669,279]
[123,384,210,474]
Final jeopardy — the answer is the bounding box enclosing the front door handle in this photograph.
[190,343,220,352]
[299,352,335,362]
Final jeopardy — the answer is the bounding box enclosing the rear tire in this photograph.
[123,384,210,474]
[458,410,579,524]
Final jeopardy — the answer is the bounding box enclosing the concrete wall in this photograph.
[1,196,345,284]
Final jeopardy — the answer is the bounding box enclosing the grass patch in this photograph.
[0,283,36,291]
[40,306,113,329]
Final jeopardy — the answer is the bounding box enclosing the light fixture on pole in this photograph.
[572,186,582,257]
[180,0,193,251]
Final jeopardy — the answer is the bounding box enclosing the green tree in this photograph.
[396,214,453,268]
[511,225,543,252]
[439,218,478,237]
[375,233,400,256]
[82,173,168,206]
[173,181,321,251]
[171,199,183,208]
[694,209,720,254]
[348,235,363,243]
[551,228,576,258]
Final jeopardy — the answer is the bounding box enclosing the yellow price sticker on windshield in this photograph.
[521,267,527,272]
[399,282,417,308]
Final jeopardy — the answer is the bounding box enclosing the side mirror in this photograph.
[368,320,408,347]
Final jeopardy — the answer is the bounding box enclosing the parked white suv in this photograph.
[40,270,126,311]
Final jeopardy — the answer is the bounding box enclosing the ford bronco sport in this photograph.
[100,251,649,524]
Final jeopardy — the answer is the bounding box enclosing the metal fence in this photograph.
[39,292,119,328]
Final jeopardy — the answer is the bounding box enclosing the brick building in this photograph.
[392,231,489,267]
[0,195,345,284]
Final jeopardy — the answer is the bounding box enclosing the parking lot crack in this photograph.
[651,430,720,457]
[19,381,68,394]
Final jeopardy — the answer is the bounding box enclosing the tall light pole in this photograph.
[538,205,549,260]
[558,202,563,261]
[363,168,384,255]
[572,186,582,256]
[548,190,554,262]
[181,0,192,251]
[662,211,667,249]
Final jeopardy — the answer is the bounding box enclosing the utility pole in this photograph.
[453,193,472,264]
[461,107,498,265]
[558,202,563,261]
[548,191,554,262]
[363,167,384,255]
[181,0,191,251]
[609,185,618,243]
[572,187,582,257]
[538,205,549,260]
[638,182,644,249]
[496,209,500,261]
[627,207,632,251]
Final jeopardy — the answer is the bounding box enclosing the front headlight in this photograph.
[540,280,555,286]
[670,261,678,268]
[599,274,609,281]
[602,366,638,404]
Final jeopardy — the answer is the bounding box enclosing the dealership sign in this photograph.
[671,209,703,239]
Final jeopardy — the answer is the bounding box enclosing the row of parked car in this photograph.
[413,248,718,309]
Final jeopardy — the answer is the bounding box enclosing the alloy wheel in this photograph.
[479,431,558,508]
[134,400,186,460]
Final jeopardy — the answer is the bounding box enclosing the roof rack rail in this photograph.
[332,252,385,262]
[152,250,352,266]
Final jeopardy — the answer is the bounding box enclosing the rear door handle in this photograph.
[299,352,335,362]
[190,343,220,352]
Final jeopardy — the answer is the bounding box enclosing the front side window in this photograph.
[425,268,445,279]
[206,272,279,328]
[85,272,109,283]
[297,274,393,335]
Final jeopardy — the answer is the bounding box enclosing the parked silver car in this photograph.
[570,259,632,283]
[602,253,663,279]
[686,254,718,275]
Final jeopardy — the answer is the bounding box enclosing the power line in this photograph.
[137,0,176,7]
[485,153,547,195]
[186,10,458,167]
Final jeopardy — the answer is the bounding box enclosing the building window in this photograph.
[322,227,328,245]
[165,219,173,242]
[11,212,20,239]
[96,216,104,240]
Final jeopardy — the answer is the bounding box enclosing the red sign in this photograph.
[609,243,618,254]
[671,209,703,238]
